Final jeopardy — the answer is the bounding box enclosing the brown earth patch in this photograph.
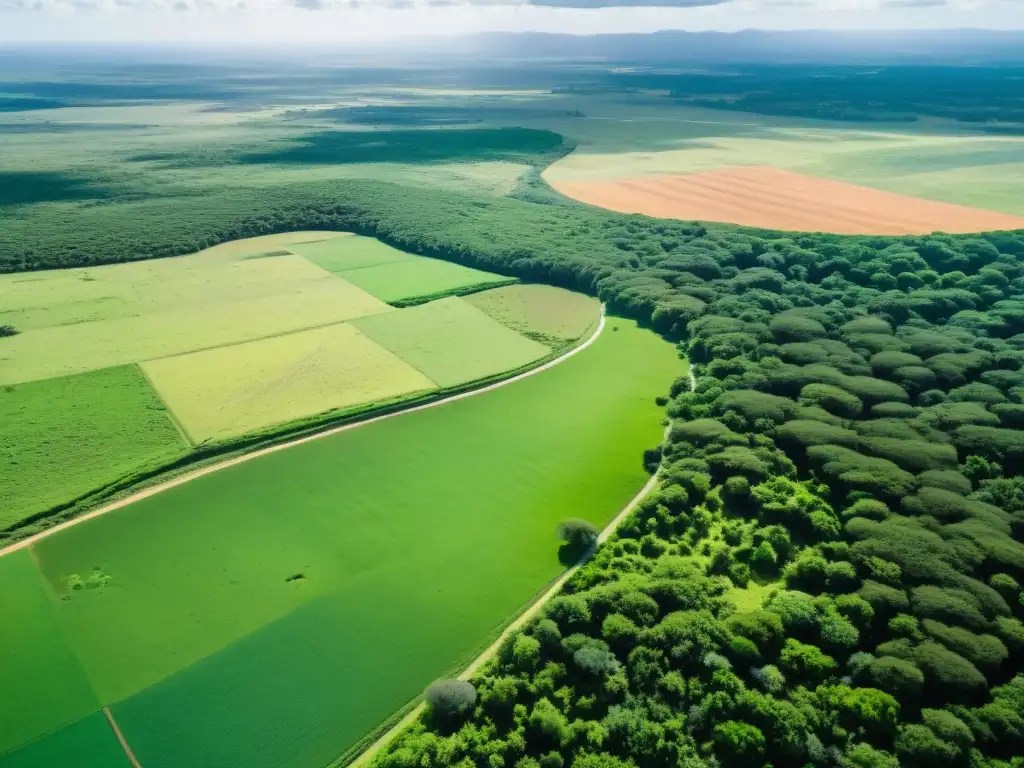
[549,165,1024,235]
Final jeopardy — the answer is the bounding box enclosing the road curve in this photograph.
[0,311,606,560]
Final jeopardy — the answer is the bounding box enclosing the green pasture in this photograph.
[14,318,679,767]
[142,324,437,442]
[0,712,130,768]
[0,366,187,529]
[338,258,515,305]
[465,284,600,343]
[290,235,417,274]
[0,551,99,755]
[352,297,551,386]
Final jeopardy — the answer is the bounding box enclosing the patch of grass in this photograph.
[23,318,684,768]
[0,551,99,756]
[335,256,515,305]
[0,366,187,529]
[464,284,600,344]
[351,297,549,387]
[0,711,131,768]
[290,235,417,273]
[142,323,437,443]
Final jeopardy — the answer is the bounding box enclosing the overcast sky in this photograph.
[2,0,1022,42]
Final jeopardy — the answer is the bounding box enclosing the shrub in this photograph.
[910,586,989,631]
[776,420,859,451]
[425,679,477,719]
[858,436,958,473]
[0,325,18,338]
[574,646,619,676]
[918,470,973,495]
[546,596,592,632]
[558,519,600,549]
[871,401,919,419]
[921,620,1009,671]
[766,590,819,632]
[770,314,826,343]
[705,447,770,482]
[712,721,766,766]
[947,382,1007,405]
[955,425,1024,464]
[778,638,837,682]
[863,656,925,699]
[858,581,910,618]
[800,383,863,418]
[920,709,974,751]
[670,419,747,447]
[894,723,959,764]
[529,698,570,748]
[871,350,924,376]
[912,642,988,700]
[841,743,900,768]
[925,402,1000,430]
[842,498,889,520]
[808,445,918,499]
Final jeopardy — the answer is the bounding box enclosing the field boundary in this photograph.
[0,310,606,559]
[341,362,692,768]
[103,707,143,768]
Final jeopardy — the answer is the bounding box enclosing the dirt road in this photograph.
[0,312,605,560]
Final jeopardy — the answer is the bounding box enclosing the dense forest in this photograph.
[3,176,1024,767]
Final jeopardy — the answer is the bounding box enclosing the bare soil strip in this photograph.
[550,166,1024,235]
[0,313,604,560]
[103,707,143,768]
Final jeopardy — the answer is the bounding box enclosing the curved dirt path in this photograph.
[0,311,606,560]
[349,358,694,768]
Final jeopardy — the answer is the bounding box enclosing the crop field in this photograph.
[550,165,1024,235]
[142,324,437,443]
[0,711,131,768]
[0,551,101,755]
[352,297,551,387]
[336,258,516,305]
[0,366,188,529]
[0,318,682,767]
[465,284,601,343]
[290,235,418,274]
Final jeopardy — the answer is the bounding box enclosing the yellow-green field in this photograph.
[465,284,600,343]
[352,297,552,387]
[142,324,437,443]
[0,235,586,532]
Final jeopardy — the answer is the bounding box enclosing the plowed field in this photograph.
[550,165,1024,235]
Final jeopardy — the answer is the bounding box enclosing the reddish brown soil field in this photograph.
[550,166,1024,235]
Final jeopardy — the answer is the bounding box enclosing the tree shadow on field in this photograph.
[558,540,591,567]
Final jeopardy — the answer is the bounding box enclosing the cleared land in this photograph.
[549,166,1024,235]
[290,235,418,274]
[465,284,600,343]
[0,256,391,386]
[0,366,187,529]
[142,324,437,443]
[352,297,551,387]
[338,258,515,305]
[0,551,101,756]
[7,319,679,768]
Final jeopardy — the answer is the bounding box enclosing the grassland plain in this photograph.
[464,284,601,344]
[0,366,188,529]
[14,318,680,768]
[289,235,417,274]
[0,712,131,768]
[351,297,551,387]
[335,259,516,305]
[0,551,100,756]
[142,324,438,442]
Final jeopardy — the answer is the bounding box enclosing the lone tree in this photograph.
[425,679,476,720]
[558,519,599,550]
[0,325,18,338]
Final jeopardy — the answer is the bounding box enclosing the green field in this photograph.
[0,551,101,754]
[290,235,419,273]
[465,284,600,343]
[142,324,437,443]
[7,318,680,767]
[0,366,188,529]
[338,258,516,305]
[0,712,130,768]
[352,297,552,387]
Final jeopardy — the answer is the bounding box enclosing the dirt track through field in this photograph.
[104,708,143,768]
[0,312,605,560]
[550,165,1024,235]
[348,362,694,768]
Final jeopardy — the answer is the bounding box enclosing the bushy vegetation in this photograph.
[357,183,1024,768]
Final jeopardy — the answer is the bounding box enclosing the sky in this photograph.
[1,0,1023,42]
